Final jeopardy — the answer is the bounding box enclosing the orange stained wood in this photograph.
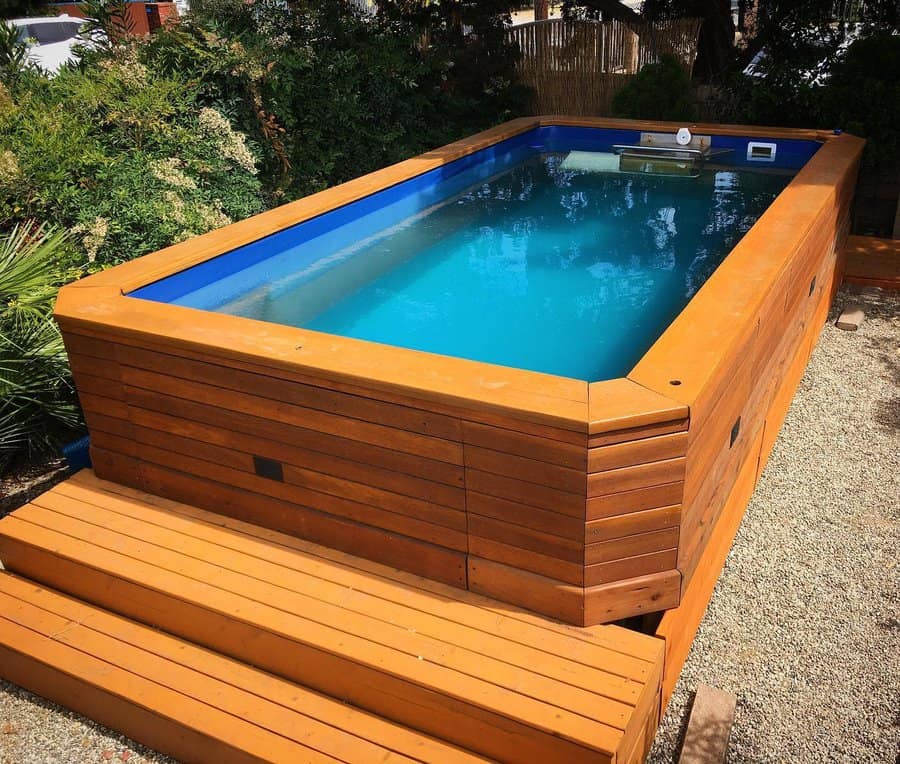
[842,235,900,289]
[0,574,489,764]
[55,118,856,433]
[0,471,665,764]
[630,133,864,414]
[53,116,863,628]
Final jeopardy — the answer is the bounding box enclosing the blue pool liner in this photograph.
[62,435,92,474]
[130,125,822,310]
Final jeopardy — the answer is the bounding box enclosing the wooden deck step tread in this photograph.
[842,235,900,289]
[0,572,487,764]
[0,471,664,764]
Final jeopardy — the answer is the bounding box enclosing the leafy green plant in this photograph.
[820,31,900,169]
[0,21,36,85]
[145,0,527,202]
[0,45,265,268]
[0,224,82,473]
[612,54,697,121]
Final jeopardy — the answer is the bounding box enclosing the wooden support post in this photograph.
[534,0,549,21]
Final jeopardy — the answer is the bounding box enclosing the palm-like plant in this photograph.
[0,224,82,474]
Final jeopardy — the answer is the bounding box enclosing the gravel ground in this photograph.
[1,287,897,764]
[650,285,900,763]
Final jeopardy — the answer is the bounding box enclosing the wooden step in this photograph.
[843,235,900,290]
[0,572,488,764]
[0,471,664,764]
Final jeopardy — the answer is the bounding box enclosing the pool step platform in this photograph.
[842,235,900,290]
[0,470,665,764]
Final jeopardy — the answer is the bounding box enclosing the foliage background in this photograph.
[0,0,529,470]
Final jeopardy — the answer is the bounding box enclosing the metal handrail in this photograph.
[612,144,706,160]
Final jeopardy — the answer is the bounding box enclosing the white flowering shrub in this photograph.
[0,46,264,268]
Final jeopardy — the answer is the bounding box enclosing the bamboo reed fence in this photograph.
[508,18,703,116]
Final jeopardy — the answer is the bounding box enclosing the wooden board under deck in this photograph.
[0,470,665,764]
[842,235,900,290]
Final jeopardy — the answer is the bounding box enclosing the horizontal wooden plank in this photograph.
[119,365,465,465]
[585,505,681,545]
[92,411,464,524]
[111,342,465,442]
[468,556,585,626]
[91,432,468,550]
[588,458,686,498]
[93,406,465,508]
[588,432,688,473]
[123,385,465,487]
[466,470,586,518]
[587,419,689,449]
[468,514,583,563]
[584,571,682,625]
[585,528,679,566]
[469,536,584,586]
[584,549,677,588]
[91,449,468,587]
[464,446,586,495]
[462,421,587,468]
[78,391,130,421]
[587,482,684,521]
[467,493,585,542]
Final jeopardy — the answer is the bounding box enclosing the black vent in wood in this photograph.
[253,455,283,482]
[730,416,741,448]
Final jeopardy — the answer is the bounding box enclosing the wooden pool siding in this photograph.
[55,117,864,627]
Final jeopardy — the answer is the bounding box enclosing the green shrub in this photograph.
[820,32,900,169]
[143,0,528,201]
[0,224,82,473]
[612,54,697,122]
[0,47,265,269]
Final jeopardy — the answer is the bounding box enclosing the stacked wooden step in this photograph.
[0,471,665,764]
[842,235,900,290]
[0,573,487,764]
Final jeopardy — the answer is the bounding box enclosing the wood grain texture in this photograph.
[842,235,900,290]
[53,118,861,628]
[0,473,669,763]
[0,575,486,764]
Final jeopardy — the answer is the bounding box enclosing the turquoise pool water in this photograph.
[210,154,790,381]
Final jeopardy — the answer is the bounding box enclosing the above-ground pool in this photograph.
[56,117,863,626]
[132,126,815,381]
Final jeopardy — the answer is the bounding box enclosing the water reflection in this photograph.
[248,153,790,380]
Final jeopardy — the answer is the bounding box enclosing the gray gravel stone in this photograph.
[649,286,900,764]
